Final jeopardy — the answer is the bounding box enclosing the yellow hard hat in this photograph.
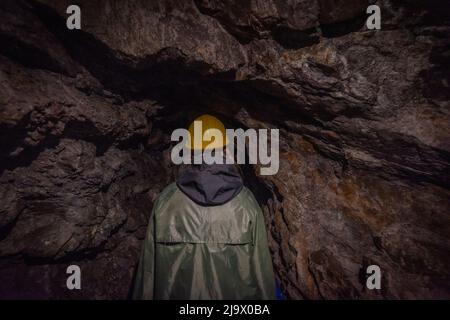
[187,114,228,150]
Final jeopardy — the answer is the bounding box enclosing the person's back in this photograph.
[132,163,276,299]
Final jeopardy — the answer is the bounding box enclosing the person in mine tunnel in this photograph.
[132,114,276,300]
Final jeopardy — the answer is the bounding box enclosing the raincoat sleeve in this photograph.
[252,207,276,299]
[132,207,156,300]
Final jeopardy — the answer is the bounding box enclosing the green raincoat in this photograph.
[132,165,275,300]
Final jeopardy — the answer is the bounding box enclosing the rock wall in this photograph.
[0,0,449,299]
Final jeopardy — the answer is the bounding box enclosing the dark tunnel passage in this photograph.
[0,0,449,299]
[0,0,288,299]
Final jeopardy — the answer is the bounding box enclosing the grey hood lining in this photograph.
[176,164,244,207]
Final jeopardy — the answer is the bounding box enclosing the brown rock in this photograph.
[0,0,449,299]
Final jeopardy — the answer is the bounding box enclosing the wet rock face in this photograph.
[0,0,449,299]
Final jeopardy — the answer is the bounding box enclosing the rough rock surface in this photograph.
[0,0,449,299]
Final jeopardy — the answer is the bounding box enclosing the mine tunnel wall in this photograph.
[0,0,449,299]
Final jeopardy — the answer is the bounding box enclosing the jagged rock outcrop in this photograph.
[0,0,449,299]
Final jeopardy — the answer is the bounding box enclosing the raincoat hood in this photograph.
[176,164,243,206]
